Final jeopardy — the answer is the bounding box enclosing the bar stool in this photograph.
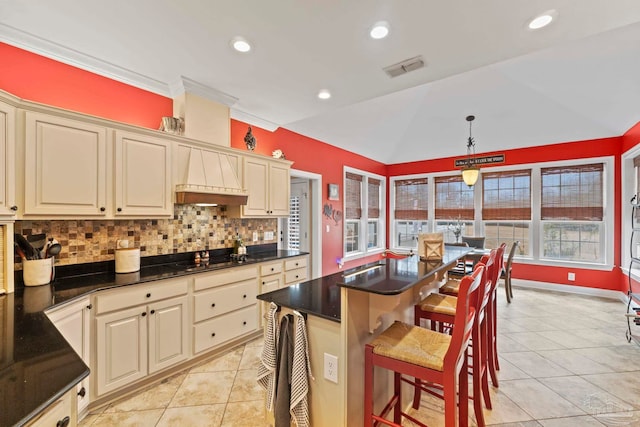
[364,266,484,427]
[413,253,496,427]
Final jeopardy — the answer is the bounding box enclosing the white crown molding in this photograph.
[230,109,280,132]
[169,76,238,107]
[0,23,172,97]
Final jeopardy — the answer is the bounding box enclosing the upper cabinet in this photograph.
[229,156,291,217]
[114,131,172,216]
[0,100,16,216]
[24,111,108,216]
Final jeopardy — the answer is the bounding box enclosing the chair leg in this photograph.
[444,366,459,427]
[505,276,511,304]
[394,371,402,424]
[458,348,469,427]
[471,331,486,427]
[364,346,374,426]
[508,274,514,300]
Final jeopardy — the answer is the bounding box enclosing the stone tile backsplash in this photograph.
[14,205,277,269]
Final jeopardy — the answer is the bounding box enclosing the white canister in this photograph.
[115,248,141,273]
[23,258,53,287]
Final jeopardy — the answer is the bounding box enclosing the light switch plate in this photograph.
[264,231,274,241]
[252,231,258,242]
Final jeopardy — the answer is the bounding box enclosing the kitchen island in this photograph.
[257,245,472,426]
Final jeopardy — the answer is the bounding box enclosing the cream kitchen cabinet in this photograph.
[114,130,172,216]
[230,156,291,217]
[25,387,76,427]
[24,111,108,216]
[94,278,188,396]
[192,266,259,354]
[0,100,16,216]
[45,297,92,417]
[284,255,309,286]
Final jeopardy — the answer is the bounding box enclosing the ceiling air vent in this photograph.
[383,56,425,78]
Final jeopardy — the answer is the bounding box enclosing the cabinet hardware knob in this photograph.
[295,263,299,266]
[243,321,247,325]
[271,267,274,271]
[86,304,93,310]
[150,309,155,314]
[141,312,147,317]
[211,332,216,337]
[262,281,265,285]
[10,205,17,211]
[211,303,216,307]
[100,207,106,212]
[295,275,299,279]
[56,416,70,427]
[243,294,247,298]
[146,293,151,298]
[78,387,86,398]
[117,207,122,212]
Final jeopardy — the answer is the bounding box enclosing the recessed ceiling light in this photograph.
[528,10,556,30]
[370,21,389,39]
[318,89,331,100]
[231,37,251,53]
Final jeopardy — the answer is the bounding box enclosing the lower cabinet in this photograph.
[25,388,75,427]
[46,297,91,417]
[94,279,189,396]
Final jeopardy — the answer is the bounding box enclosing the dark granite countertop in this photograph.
[256,245,472,322]
[1,245,306,427]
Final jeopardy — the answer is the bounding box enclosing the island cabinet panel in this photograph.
[25,388,76,427]
[24,111,107,216]
[191,265,259,355]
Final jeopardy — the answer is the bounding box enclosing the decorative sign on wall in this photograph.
[454,154,505,167]
[323,203,342,225]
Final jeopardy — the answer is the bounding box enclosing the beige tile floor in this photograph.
[79,287,640,426]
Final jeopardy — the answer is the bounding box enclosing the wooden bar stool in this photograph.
[364,266,484,427]
[413,254,496,427]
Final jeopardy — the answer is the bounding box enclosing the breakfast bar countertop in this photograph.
[257,245,473,322]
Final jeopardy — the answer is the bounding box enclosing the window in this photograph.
[392,177,428,249]
[482,169,531,255]
[344,169,385,257]
[287,194,300,250]
[541,163,604,262]
[434,175,474,242]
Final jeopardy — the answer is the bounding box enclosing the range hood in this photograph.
[175,146,248,206]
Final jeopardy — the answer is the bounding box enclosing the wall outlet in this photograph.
[324,353,338,383]
[264,231,274,241]
[252,231,258,242]
[568,272,575,281]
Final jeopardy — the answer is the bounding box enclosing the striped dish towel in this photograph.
[290,311,314,427]
[257,302,279,411]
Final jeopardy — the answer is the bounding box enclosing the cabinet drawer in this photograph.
[193,305,258,354]
[285,257,307,271]
[194,265,258,291]
[260,276,281,292]
[193,279,257,322]
[26,390,73,427]
[285,267,307,285]
[95,278,188,314]
[260,261,282,276]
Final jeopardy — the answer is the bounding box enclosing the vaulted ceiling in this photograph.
[1,1,640,163]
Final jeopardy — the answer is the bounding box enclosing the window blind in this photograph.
[394,178,428,220]
[541,163,603,220]
[482,169,531,220]
[434,175,474,220]
[368,177,380,219]
[345,172,362,219]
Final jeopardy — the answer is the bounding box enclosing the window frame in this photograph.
[389,174,429,251]
[343,167,386,260]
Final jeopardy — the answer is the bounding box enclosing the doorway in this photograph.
[278,169,322,279]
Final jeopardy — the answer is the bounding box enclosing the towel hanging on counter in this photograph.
[257,302,279,411]
[290,310,313,427]
[274,314,293,427]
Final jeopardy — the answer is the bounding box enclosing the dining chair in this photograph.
[446,242,472,277]
[461,236,486,249]
[503,241,519,303]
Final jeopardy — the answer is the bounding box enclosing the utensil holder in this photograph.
[23,258,53,287]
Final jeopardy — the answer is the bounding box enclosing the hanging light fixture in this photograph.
[461,115,480,186]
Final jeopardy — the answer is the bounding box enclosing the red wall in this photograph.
[0,42,172,128]
[3,41,639,290]
[229,121,386,274]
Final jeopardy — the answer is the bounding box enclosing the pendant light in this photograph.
[461,115,480,187]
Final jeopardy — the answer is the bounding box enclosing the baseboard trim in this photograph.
[510,279,626,303]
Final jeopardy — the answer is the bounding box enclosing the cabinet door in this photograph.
[96,306,147,396]
[0,101,15,216]
[242,157,269,216]
[24,112,107,216]
[269,161,290,216]
[114,131,172,216]
[46,297,91,415]
[148,296,188,374]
